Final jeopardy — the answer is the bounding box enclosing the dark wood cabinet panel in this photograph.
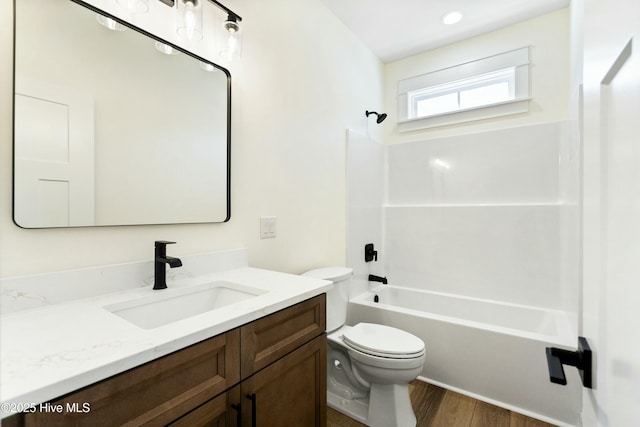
[1,413,23,426]
[24,329,240,427]
[241,334,327,427]
[241,294,326,378]
[168,385,241,427]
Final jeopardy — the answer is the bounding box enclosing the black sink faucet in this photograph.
[154,241,182,290]
[368,274,388,285]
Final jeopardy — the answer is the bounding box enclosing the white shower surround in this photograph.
[384,121,578,314]
[345,121,581,423]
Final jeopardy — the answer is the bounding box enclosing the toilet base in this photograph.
[328,383,417,427]
[328,390,368,423]
[369,383,416,427]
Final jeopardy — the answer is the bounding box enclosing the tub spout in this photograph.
[368,274,388,284]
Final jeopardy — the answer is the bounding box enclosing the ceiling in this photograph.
[321,0,570,63]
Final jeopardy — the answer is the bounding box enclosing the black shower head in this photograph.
[366,110,387,124]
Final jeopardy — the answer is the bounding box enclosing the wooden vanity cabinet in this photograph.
[24,329,241,427]
[169,294,327,427]
[169,335,327,427]
[167,385,241,427]
[13,294,326,427]
[241,293,326,378]
[240,335,326,427]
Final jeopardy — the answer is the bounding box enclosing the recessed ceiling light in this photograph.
[442,11,463,25]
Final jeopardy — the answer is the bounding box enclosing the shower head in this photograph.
[366,110,387,124]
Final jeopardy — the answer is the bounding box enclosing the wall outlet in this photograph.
[260,216,277,239]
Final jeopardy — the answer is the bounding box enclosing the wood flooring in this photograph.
[327,380,557,427]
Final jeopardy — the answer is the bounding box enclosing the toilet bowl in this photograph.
[302,267,425,427]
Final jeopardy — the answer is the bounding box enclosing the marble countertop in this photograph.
[0,264,332,419]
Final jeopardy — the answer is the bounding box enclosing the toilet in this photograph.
[302,267,425,427]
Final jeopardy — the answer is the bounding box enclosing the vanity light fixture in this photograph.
[220,14,242,59]
[176,0,203,40]
[156,0,243,59]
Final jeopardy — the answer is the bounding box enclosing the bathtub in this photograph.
[347,285,581,427]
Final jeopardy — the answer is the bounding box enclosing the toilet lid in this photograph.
[343,323,425,358]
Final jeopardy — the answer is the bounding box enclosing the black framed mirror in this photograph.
[13,0,231,228]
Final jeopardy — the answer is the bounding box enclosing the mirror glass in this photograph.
[13,0,230,228]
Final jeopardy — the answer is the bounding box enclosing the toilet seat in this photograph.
[343,323,425,359]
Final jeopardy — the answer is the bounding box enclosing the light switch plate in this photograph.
[260,216,277,239]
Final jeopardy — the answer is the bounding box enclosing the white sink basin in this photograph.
[104,281,267,329]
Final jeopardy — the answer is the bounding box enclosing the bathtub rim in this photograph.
[350,285,576,348]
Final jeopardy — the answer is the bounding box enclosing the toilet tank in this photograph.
[302,267,352,332]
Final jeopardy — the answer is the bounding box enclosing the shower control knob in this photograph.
[365,243,378,262]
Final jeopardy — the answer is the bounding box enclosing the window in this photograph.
[408,67,516,119]
[398,47,530,131]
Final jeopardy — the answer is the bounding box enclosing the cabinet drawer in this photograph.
[241,294,325,378]
[25,329,240,427]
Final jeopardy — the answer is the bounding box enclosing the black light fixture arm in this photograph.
[207,0,242,22]
[157,0,242,22]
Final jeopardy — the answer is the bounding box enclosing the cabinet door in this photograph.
[168,385,241,427]
[241,334,327,427]
[25,329,240,427]
[0,414,22,427]
[241,294,325,379]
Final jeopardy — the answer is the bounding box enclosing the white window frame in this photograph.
[398,47,530,131]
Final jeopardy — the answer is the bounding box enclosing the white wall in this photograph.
[0,0,384,277]
[345,129,385,298]
[383,8,570,144]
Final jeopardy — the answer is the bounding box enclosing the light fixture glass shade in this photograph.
[199,61,216,72]
[219,18,242,60]
[116,0,149,15]
[96,14,126,31]
[154,41,178,55]
[177,0,203,41]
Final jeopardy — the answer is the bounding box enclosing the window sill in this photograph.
[397,97,530,132]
